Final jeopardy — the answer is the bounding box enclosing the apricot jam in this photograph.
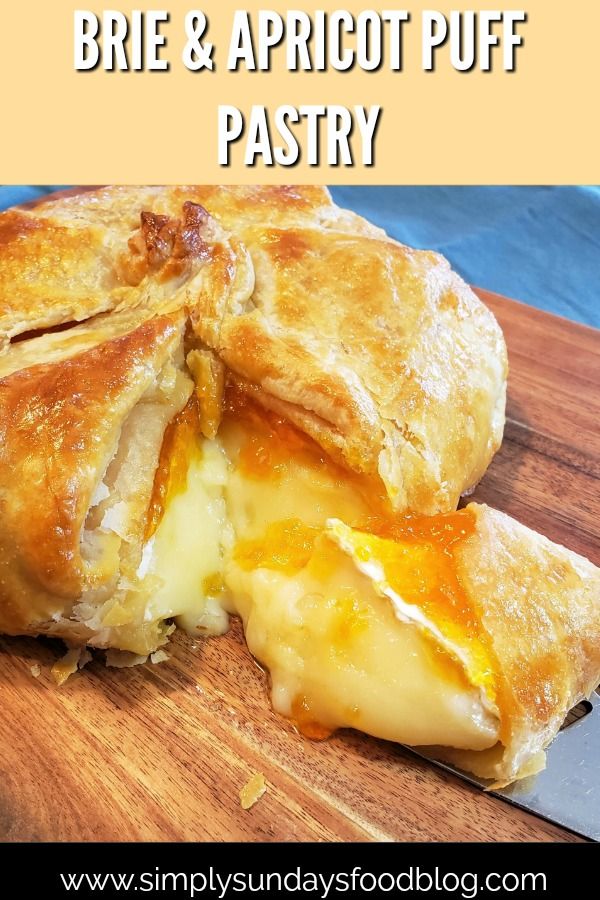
[354,509,479,636]
[222,383,390,512]
[223,382,338,479]
[340,509,498,701]
[291,695,335,741]
[233,518,320,575]
[145,394,203,540]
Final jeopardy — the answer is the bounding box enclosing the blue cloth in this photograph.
[1,186,599,328]
[0,186,67,207]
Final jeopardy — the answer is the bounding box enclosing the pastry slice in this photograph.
[214,393,600,786]
[227,505,600,787]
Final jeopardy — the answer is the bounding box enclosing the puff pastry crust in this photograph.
[0,189,257,651]
[435,504,600,785]
[1,185,507,516]
[0,309,192,649]
[218,396,600,785]
[1,186,597,790]
[0,186,254,350]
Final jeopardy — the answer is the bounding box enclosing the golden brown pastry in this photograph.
[0,188,255,653]
[1,183,508,514]
[0,310,194,652]
[2,186,597,789]
[216,229,506,513]
[0,187,254,350]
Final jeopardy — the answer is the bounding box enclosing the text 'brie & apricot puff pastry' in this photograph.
[0,186,598,788]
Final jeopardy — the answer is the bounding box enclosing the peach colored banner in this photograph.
[2,0,598,183]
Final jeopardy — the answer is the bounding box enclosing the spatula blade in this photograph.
[408,690,600,841]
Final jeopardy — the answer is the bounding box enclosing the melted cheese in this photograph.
[137,400,232,637]
[218,390,374,541]
[141,440,231,635]
[226,547,498,748]
[133,386,500,752]
[327,515,498,702]
[218,390,499,750]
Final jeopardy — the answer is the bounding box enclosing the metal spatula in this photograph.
[409,688,600,841]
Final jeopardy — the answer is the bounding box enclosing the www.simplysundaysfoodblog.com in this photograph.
[59,866,547,898]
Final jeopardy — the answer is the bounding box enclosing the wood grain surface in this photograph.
[0,288,598,843]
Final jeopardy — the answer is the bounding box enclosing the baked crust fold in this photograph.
[143,186,508,512]
[0,310,192,648]
[224,227,507,512]
[0,187,254,351]
[438,504,600,785]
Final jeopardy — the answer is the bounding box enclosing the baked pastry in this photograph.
[0,184,508,650]
[1,186,597,788]
[228,500,600,788]
[0,310,195,652]
[3,185,506,512]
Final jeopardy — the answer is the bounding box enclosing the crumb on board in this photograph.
[51,648,82,686]
[239,773,267,810]
[50,647,93,685]
[30,664,41,678]
[150,650,170,664]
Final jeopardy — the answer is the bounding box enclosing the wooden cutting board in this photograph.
[0,289,598,843]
